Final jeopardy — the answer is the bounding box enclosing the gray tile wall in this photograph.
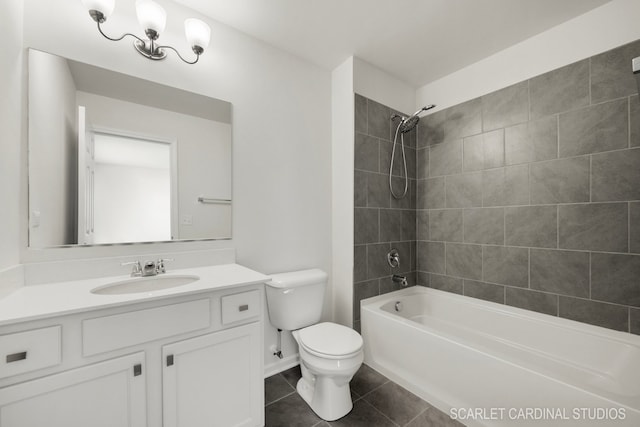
[414,39,640,334]
[354,95,418,331]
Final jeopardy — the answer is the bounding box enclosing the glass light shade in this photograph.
[136,0,167,33]
[81,0,115,17]
[185,18,211,50]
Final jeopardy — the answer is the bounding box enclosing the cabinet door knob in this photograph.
[167,354,174,366]
[239,304,249,312]
[6,351,27,363]
[133,363,142,377]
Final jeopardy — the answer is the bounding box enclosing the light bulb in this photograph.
[185,18,211,53]
[136,0,166,35]
[81,0,115,19]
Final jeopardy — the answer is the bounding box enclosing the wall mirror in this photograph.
[28,49,232,248]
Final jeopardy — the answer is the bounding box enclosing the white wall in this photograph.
[0,0,23,272]
[28,50,78,247]
[416,0,640,112]
[17,0,332,372]
[354,57,416,114]
[331,57,355,328]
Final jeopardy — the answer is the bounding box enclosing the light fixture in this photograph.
[81,0,211,64]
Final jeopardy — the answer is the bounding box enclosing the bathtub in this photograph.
[361,286,640,426]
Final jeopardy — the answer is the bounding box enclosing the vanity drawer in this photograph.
[82,299,210,356]
[0,326,61,379]
[221,290,260,325]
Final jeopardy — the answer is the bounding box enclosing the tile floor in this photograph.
[265,364,465,427]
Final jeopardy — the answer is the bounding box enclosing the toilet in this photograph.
[266,269,363,421]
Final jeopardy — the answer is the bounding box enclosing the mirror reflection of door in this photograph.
[78,108,177,244]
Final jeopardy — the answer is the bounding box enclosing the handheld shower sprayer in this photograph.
[389,104,436,199]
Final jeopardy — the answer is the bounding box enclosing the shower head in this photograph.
[397,104,436,133]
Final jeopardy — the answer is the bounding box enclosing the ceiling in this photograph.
[174,0,611,87]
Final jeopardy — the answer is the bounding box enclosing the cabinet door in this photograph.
[163,322,263,427]
[0,352,146,427]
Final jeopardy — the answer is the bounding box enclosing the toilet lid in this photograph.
[298,322,363,357]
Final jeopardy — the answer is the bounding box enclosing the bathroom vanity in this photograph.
[0,263,268,427]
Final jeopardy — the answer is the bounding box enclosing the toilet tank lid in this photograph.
[267,269,328,289]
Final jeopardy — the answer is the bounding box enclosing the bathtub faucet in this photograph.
[392,274,408,287]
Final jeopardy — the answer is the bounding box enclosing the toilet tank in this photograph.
[265,269,327,331]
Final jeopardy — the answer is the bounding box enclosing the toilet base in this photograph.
[296,374,353,421]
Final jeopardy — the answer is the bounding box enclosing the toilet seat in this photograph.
[297,322,363,359]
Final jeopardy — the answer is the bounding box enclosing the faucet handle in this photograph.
[156,258,174,274]
[121,260,142,277]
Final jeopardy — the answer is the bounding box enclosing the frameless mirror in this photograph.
[28,49,232,248]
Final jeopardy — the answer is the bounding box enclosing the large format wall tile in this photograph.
[591,252,640,307]
[445,243,482,280]
[558,203,628,252]
[530,156,590,204]
[429,274,463,294]
[355,94,368,135]
[367,99,391,141]
[417,109,445,147]
[505,288,558,316]
[591,148,640,202]
[445,173,483,208]
[430,139,462,176]
[444,98,482,140]
[482,81,529,131]
[463,280,505,304]
[356,38,640,334]
[505,206,557,248]
[417,241,445,274]
[529,60,590,119]
[355,208,378,244]
[530,249,590,298]
[559,296,629,332]
[632,202,640,254]
[591,39,640,104]
[355,133,379,172]
[463,130,504,171]
[632,96,640,148]
[430,209,463,242]
[482,165,529,207]
[505,116,558,165]
[558,99,628,157]
[417,177,445,209]
[482,245,529,288]
[367,243,391,279]
[463,208,504,245]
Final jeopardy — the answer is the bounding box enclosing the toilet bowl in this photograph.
[292,323,363,421]
[265,269,364,421]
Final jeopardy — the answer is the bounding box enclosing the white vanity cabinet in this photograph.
[0,352,147,427]
[0,284,264,427]
[162,322,262,427]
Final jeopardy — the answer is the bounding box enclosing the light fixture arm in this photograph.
[96,20,145,45]
[155,44,201,65]
[84,4,209,65]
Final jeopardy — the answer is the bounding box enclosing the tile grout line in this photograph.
[403,407,430,427]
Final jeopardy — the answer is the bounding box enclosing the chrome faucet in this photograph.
[121,258,173,277]
[392,274,408,287]
[121,260,142,277]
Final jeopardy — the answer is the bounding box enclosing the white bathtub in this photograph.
[361,286,640,426]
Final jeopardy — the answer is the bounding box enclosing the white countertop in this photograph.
[0,263,270,327]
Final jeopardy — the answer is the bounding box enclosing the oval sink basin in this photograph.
[91,275,200,295]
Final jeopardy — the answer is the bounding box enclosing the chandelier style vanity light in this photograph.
[81,0,211,64]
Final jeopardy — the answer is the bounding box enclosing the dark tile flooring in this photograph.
[265,364,465,427]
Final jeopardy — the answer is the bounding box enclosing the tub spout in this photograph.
[392,274,408,287]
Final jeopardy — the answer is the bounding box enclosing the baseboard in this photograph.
[264,353,299,378]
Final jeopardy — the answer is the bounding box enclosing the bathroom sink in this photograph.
[91,275,200,295]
